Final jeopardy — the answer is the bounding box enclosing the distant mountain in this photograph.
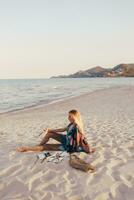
[51,64,134,78]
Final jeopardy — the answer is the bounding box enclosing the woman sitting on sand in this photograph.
[17,109,95,154]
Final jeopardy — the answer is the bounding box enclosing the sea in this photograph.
[0,78,134,114]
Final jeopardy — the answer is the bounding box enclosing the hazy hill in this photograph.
[51,64,134,78]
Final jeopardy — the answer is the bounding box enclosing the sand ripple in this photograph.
[0,86,134,199]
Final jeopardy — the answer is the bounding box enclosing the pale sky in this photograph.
[0,0,134,78]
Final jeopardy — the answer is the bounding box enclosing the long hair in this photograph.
[69,109,84,134]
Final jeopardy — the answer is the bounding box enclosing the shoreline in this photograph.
[0,85,126,117]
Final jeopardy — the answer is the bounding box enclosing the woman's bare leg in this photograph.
[17,144,62,152]
[17,132,64,152]
[39,132,63,145]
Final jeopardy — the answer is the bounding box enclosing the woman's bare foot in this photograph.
[17,146,28,152]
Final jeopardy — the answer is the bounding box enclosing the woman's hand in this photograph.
[39,128,49,137]
[43,128,49,134]
[39,127,67,137]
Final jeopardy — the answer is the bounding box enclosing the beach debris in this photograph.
[75,152,93,164]
[69,154,95,172]
[31,151,94,172]
[31,152,51,169]
[31,151,69,169]
[46,152,69,163]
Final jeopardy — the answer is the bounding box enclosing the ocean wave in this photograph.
[0,78,134,113]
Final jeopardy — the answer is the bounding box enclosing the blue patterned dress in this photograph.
[60,123,84,152]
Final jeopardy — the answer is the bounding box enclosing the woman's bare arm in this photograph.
[45,127,67,133]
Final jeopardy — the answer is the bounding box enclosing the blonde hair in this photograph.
[69,109,84,134]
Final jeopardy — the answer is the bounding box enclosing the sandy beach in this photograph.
[0,86,134,200]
